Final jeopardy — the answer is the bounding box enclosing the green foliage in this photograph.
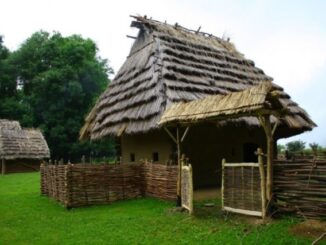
[0,32,115,161]
[309,143,320,151]
[0,36,28,121]
[277,144,285,154]
[0,173,315,244]
[286,140,306,153]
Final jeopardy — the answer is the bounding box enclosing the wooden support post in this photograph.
[258,148,266,219]
[163,126,189,207]
[259,115,274,202]
[265,116,273,202]
[1,159,5,175]
[176,126,181,206]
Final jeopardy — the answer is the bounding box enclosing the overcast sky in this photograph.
[1,0,325,145]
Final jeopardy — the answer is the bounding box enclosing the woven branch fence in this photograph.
[222,160,265,217]
[41,163,177,208]
[274,160,326,219]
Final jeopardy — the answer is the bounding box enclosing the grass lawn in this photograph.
[0,173,322,245]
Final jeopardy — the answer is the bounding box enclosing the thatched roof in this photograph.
[0,120,50,160]
[159,81,314,128]
[0,119,21,130]
[80,16,315,140]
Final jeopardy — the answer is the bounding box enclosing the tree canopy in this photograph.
[286,140,306,153]
[0,32,115,161]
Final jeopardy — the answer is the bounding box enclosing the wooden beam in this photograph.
[181,127,190,142]
[272,120,279,136]
[164,127,177,144]
[223,206,263,217]
[1,159,5,175]
[126,35,137,39]
[224,163,259,167]
[258,148,266,220]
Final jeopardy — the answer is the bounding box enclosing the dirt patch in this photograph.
[290,220,326,240]
[193,188,220,201]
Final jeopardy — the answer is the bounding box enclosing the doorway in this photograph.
[243,143,259,162]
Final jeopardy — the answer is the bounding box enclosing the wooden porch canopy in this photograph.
[158,81,289,206]
[159,81,286,126]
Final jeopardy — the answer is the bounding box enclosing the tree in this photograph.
[286,140,306,153]
[0,36,28,121]
[309,142,320,156]
[8,31,114,161]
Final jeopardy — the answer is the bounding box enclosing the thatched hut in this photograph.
[0,119,50,174]
[80,16,315,189]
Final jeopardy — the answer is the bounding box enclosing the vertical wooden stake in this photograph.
[221,158,225,210]
[188,164,193,215]
[258,148,266,219]
[251,166,254,211]
[176,126,181,206]
[1,159,5,175]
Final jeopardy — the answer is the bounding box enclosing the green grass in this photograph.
[0,173,318,245]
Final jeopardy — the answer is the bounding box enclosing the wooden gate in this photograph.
[181,163,193,214]
[221,150,266,218]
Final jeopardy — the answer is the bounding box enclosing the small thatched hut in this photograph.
[80,16,315,188]
[0,119,50,174]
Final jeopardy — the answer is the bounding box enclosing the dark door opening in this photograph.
[243,143,259,162]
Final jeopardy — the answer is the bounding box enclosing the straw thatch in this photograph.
[159,81,315,128]
[0,119,21,130]
[80,16,315,140]
[0,120,50,160]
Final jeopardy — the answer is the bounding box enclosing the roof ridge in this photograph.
[131,15,225,42]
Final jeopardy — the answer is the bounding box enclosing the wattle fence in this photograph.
[40,163,177,208]
[274,160,326,219]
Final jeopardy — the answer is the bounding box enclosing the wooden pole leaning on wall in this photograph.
[1,158,5,175]
[257,148,266,219]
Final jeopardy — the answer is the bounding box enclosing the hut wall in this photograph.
[182,124,266,188]
[120,126,267,189]
[121,130,173,164]
[0,159,41,174]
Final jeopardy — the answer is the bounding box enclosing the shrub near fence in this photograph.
[40,163,177,208]
[274,160,326,219]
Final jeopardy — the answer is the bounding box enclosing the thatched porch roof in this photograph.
[0,120,50,160]
[80,16,315,140]
[159,81,314,128]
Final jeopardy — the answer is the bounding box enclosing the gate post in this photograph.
[221,158,225,210]
[258,148,266,219]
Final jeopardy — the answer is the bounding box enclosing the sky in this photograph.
[1,0,325,146]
